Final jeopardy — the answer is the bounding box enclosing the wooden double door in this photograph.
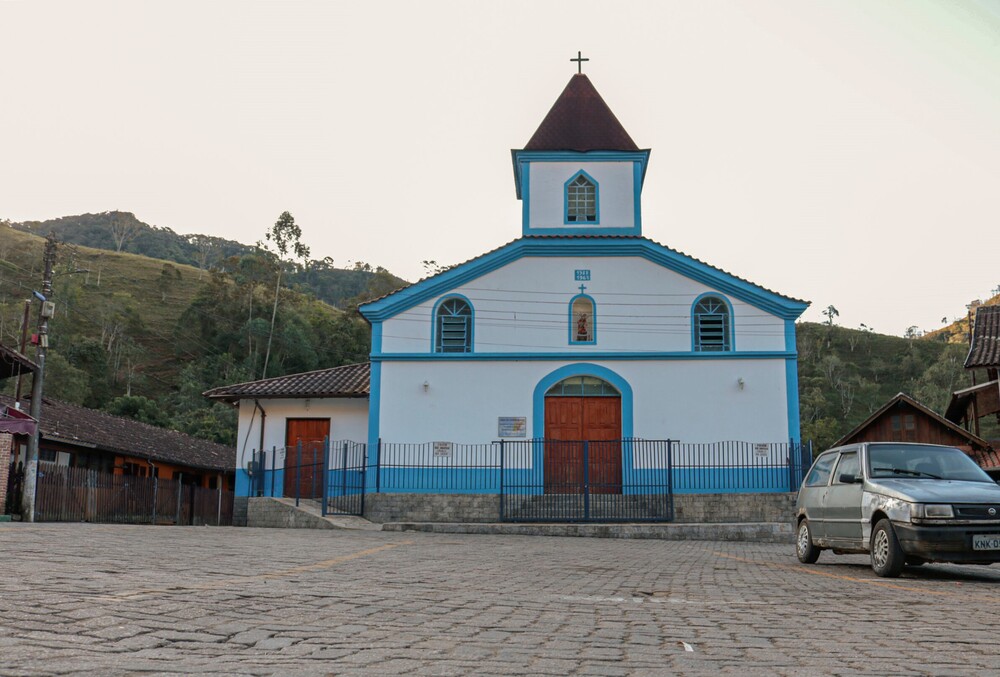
[284,418,329,499]
[544,396,622,494]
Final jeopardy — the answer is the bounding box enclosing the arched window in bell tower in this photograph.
[565,171,598,224]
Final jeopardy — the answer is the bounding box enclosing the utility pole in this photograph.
[22,234,57,522]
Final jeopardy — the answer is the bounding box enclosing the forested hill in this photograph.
[0,225,392,446]
[796,321,996,450]
[9,211,406,308]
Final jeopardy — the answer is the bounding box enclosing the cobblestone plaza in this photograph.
[2,523,999,675]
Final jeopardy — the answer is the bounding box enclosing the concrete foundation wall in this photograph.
[365,493,500,524]
[247,497,339,529]
[362,492,794,524]
[233,497,248,526]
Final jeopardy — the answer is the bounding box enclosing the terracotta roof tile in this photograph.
[0,395,234,471]
[203,362,370,403]
[966,305,1000,368]
[523,74,639,152]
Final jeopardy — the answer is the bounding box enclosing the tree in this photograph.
[260,212,310,379]
[108,211,139,253]
[187,234,217,279]
[822,305,839,326]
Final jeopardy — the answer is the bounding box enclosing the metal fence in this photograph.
[34,464,234,526]
[252,439,367,517]
[248,438,812,523]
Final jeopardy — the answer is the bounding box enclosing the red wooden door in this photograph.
[544,396,621,494]
[584,398,622,495]
[285,419,330,499]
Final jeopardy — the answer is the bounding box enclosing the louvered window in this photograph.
[566,174,597,223]
[435,297,473,353]
[693,296,731,351]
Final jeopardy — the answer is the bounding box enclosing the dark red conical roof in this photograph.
[524,74,639,152]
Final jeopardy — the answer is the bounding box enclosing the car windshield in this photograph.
[867,444,994,482]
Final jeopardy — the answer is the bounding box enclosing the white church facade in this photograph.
[208,72,809,508]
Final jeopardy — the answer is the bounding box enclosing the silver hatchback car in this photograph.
[795,442,1000,577]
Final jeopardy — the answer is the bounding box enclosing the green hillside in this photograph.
[797,322,995,450]
[10,211,406,308]
[0,225,375,445]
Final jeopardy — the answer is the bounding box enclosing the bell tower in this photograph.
[512,63,650,237]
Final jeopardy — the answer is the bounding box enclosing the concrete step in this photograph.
[248,497,382,531]
[381,521,793,543]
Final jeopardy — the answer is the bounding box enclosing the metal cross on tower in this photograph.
[578,284,587,294]
[571,51,589,74]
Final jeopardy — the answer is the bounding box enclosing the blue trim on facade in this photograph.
[563,169,600,226]
[784,319,801,444]
[531,364,634,492]
[520,161,530,232]
[371,351,795,362]
[512,149,651,198]
[367,322,383,483]
[521,225,643,236]
[360,238,809,322]
[532,363,634,439]
[430,293,475,354]
[690,292,735,352]
[633,160,643,231]
[568,293,597,345]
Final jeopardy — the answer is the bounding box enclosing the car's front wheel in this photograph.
[796,519,820,564]
[871,518,905,578]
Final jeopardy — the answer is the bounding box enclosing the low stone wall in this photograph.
[247,497,339,529]
[365,493,500,524]
[362,491,795,524]
[233,497,249,527]
[672,492,796,524]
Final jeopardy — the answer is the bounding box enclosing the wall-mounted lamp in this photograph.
[737,377,745,391]
[423,380,430,392]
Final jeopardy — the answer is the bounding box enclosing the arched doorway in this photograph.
[544,375,622,494]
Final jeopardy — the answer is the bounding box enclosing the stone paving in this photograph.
[2,523,1000,676]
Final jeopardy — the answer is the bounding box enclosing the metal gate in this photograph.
[499,439,674,523]
[322,440,367,517]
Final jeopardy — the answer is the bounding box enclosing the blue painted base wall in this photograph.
[238,466,802,497]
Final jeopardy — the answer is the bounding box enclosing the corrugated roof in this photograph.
[966,305,1000,368]
[203,362,370,403]
[0,395,233,471]
[523,74,639,152]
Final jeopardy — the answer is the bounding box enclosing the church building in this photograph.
[208,68,810,509]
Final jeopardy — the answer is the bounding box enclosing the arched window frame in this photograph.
[691,293,734,352]
[563,170,599,225]
[432,294,474,353]
[568,293,597,345]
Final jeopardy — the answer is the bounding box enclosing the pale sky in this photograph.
[2,1,999,336]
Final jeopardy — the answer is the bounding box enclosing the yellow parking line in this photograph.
[108,540,413,600]
[712,552,956,596]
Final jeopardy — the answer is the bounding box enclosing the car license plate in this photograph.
[972,535,1000,551]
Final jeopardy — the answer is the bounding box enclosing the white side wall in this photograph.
[528,162,635,230]
[377,359,789,445]
[380,256,786,354]
[234,398,369,470]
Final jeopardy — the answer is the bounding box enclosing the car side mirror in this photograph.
[839,473,861,484]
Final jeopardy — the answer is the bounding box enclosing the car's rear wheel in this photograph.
[871,518,905,578]
[796,519,820,564]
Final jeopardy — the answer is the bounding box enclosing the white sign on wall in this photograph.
[754,443,770,458]
[433,441,453,458]
[498,417,527,438]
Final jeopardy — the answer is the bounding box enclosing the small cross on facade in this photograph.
[571,51,589,74]
[578,284,587,294]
